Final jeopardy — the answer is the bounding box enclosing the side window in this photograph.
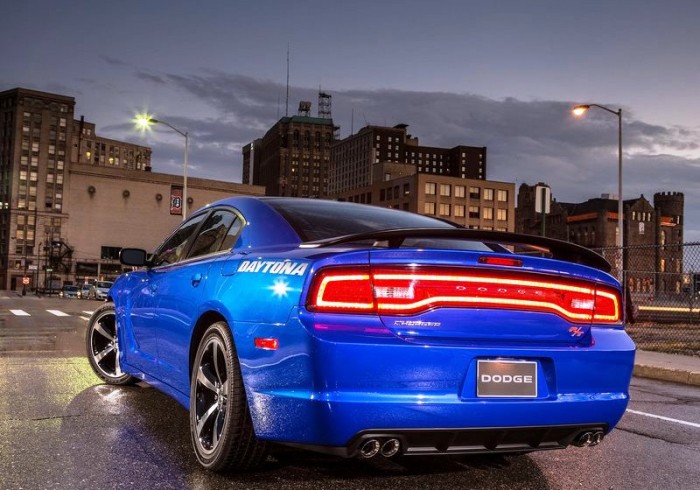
[151,213,207,266]
[188,210,241,259]
[219,218,243,251]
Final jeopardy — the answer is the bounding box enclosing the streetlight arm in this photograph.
[586,103,621,117]
[149,118,187,138]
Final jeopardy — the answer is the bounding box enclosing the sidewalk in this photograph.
[634,350,700,386]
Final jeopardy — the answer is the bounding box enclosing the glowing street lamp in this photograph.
[135,114,189,220]
[572,104,623,252]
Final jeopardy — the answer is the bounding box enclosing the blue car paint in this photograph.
[111,196,635,453]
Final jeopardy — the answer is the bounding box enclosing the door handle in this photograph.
[191,273,203,287]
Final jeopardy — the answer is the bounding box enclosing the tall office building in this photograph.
[0,87,153,289]
[242,100,336,197]
[330,124,486,195]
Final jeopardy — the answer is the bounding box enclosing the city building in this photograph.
[0,87,264,291]
[516,182,684,297]
[242,98,337,197]
[335,162,515,231]
[330,124,486,195]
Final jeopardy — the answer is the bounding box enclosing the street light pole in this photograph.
[572,103,624,259]
[135,116,189,220]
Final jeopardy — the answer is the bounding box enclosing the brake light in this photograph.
[307,266,621,324]
[307,267,375,313]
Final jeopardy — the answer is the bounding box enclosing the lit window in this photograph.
[497,208,507,221]
[440,184,451,197]
[424,202,436,215]
[483,207,494,220]
[439,203,451,216]
[424,182,436,195]
[484,188,494,201]
[497,189,508,202]
[455,185,465,198]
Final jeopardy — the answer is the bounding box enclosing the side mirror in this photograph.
[120,248,149,267]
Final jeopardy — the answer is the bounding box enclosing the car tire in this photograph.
[190,321,269,472]
[85,303,135,385]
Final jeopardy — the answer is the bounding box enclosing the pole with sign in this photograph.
[534,185,551,237]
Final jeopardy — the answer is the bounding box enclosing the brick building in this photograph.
[242,101,336,198]
[335,162,515,231]
[516,182,684,297]
[330,124,486,196]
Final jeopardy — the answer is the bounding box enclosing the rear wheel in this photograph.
[190,321,269,472]
[85,303,135,385]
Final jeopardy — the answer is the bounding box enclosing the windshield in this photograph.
[96,281,113,288]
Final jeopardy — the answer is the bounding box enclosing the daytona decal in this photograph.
[237,260,308,276]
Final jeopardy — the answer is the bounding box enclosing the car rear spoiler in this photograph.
[300,228,612,273]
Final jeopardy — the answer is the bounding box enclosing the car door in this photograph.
[126,211,208,377]
[155,208,244,394]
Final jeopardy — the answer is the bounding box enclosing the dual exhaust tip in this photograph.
[573,430,605,447]
[359,438,401,459]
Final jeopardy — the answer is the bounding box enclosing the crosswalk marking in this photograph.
[47,310,70,317]
[10,310,30,316]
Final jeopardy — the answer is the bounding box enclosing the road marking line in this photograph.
[47,310,70,317]
[10,309,30,316]
[79,316,90,321]
[82,311,94,315]
[626,409,700,429]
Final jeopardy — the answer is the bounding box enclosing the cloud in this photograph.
[121,70,700,241]
[100,55,129,67]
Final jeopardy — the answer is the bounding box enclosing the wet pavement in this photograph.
[0,296,699,489]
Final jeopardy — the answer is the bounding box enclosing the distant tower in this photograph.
[654,191,684,294]
[298,101,311,117]
[318,92,332,119]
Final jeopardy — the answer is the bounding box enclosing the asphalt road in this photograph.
[0,296,698,489]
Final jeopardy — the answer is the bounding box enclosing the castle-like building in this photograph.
[516,183,684,298]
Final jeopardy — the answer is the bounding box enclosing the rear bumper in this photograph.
[236,320,635,450]
[284,423,608,457]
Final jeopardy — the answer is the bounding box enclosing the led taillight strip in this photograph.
[307,267,621,323]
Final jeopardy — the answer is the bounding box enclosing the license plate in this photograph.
[477,360,537,398]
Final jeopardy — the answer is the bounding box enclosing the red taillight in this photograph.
[307,267,375,313]
[306,266,621,324]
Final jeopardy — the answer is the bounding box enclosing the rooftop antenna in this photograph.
[285,44,290,117]
[351,107,354,134]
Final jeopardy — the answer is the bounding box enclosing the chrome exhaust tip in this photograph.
[380,438,401,458]
[573,431,593,447]
[359,439,381,458]
[590,431,604,446]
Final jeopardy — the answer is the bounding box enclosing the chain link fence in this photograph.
[595,243,700,357]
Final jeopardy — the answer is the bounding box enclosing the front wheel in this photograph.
[190,322,269,472]
[85,303,135,385]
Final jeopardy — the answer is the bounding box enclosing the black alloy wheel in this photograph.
[85,303,134,385]
[190,321,268,472]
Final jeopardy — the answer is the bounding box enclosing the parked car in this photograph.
[85,197,635,473]
[88,281,113,300]
[59,285,80,299]
[79,284,92,299]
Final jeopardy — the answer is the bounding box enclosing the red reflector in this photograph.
[254,338,279,350]
[478,256,523,267]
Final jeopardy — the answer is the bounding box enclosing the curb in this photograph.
[634,364,700,387]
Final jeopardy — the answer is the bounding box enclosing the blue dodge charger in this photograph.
[86,197,635,472]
